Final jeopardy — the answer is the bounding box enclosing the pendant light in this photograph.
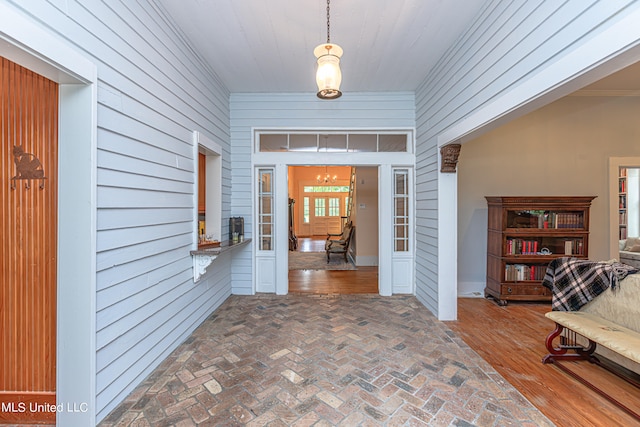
[314,0,343,99]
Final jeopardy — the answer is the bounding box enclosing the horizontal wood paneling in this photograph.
[4,0,234,422]
[414,0,638,316]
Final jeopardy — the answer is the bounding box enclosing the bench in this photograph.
[543,311,640,419]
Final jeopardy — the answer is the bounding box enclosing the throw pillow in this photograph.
[629,244,640,252]
[624,237,640,251]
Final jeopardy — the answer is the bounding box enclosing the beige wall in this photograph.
[458,95,640,295]
[354,167,379,265]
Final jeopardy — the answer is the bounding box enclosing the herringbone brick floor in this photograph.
[98,295,553,426]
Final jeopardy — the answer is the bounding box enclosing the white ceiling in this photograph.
[156,0,489,93]
[156,0,640,95]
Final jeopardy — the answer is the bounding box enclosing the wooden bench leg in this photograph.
[542,322,640,422]
[542,322,597,364]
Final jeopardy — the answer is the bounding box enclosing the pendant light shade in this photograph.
[314,0,343,99]
[314,43,343,99]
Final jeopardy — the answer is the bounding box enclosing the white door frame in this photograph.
[252,147,415,296]
[1,4,98,426]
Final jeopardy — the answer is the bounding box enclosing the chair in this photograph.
[325,223,354,263]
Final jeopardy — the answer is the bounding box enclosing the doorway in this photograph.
[1,10,98,424]
[1,57,58,424]
[252,131,415,296]
[286,165,379,294]
[610,158,640,258]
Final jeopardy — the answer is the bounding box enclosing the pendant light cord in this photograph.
[326,0,331,43]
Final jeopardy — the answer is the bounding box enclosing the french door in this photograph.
[310,195,343,235]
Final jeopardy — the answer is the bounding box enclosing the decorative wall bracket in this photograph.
[440,143,461,173]
[192,252,220,282]
[190,238,251,283]
[11,145,47,189]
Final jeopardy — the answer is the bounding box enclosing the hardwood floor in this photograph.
[295,236,328,252]
[289,236,378,294]
[449,298,640,427]
[289,267,379,294]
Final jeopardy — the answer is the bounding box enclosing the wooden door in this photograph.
[1,57,58,424]
[311,196,328,235]
[310,195,343,235]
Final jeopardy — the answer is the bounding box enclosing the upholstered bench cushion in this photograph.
[621,251,640,268]
[546,311,640,364]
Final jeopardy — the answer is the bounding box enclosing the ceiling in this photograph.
[156,0,640,95]
[156,0,489,93]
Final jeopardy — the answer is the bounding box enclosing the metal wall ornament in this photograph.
[11,145,47,189]
[440,143,462,173]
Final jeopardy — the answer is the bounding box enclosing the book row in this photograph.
[506,238,584,255]
[508,211,585,229]
[620,194,627,209]
[505,264,547,281]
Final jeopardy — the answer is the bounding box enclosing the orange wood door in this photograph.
[0,57,58,424]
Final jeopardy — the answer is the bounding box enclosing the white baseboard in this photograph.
[457,281,485,298]
[355,255,378,266]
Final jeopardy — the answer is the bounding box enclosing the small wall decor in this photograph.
[11,145,46,189]
[440,143,461,173]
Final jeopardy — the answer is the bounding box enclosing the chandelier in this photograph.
[317,169,337,184]
[314,0,343,99]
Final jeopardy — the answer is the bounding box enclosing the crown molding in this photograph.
[570,89,640,97]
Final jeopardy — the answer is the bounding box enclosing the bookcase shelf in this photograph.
[620,167,627,239]
[485,196,596,306]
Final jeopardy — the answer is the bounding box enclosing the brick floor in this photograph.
[98,295,553,426]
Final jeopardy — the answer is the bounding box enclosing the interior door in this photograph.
[1,57,58,424]
[310,196,342,235]
[311,196,328,235]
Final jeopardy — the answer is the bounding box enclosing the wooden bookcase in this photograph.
[485,196,596,306]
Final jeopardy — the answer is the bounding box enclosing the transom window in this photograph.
[257,131,412,153]
[303,185,349,193]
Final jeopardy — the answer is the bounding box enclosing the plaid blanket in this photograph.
[542,257,638,311]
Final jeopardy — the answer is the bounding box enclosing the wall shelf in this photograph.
[190,238,251,282]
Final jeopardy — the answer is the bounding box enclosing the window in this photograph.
[194,131,222,247]
[257,131,413,153]
[258,169,274,250]
[314,198,326,217]
[303,185,350,193]
[303,197,310,223]
[328,197,340,216]
[393,169,409,252]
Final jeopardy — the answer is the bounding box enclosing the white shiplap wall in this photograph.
[414,0,640,317]
[6,0,232,422]
[229,92,415,294]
